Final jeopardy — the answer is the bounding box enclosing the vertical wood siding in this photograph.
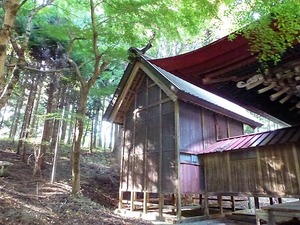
[122,72,177,193]
[204,142,300,197]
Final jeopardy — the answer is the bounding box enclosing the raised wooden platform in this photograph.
[256,201,300,225]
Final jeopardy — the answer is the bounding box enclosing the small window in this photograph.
[180,153,199,164]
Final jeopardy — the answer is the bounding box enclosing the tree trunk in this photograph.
[0,0,19,90]
[92,108,100,148]
[33,77,57,176]
[60,91,70,144]
[67,104,75,145]
[30,82,43,137]
[17,77,38,162]
[109,122,114,150]
[89,119,93,153]
[9,86,25,141]
[71,87,88,194]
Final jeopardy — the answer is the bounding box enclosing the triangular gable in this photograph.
[103,57,262,128]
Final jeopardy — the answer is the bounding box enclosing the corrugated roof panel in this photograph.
[258,130,279,146]
[268,129,289,145]
[242,133,260,148]
[278,127,298,144]
[250,133,270,147]
[226,136,247,150]
[235,135,254,149]
[199,126,300,155]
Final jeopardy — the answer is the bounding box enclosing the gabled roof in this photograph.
[150,35,300,126]
[103,55,262,128]
[201,125,300,155]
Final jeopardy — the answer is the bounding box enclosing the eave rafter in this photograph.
[236,59,300,111]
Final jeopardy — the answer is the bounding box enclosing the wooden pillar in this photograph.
[143,192,149,214]
[231,196,236,212]
[204,194,209,216]
[174,102,181,221]
[199,194,203,206]
[254,197,260,209]
[218,195,223,214]
[130,191,137,211]
[118,190,123,209]
[248,197,251,209]
[269,197,274,205]
[159,193,164,218]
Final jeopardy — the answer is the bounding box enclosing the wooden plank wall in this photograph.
[204,142,300,197]
[121,72,177,194]
[178,101,244,194]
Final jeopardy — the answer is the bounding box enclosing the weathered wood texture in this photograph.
[121,72,176,193]
[120,70,246,195]
[204,142,300,197]
[178,102,244,194]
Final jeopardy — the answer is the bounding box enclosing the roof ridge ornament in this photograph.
[128,32,156,59]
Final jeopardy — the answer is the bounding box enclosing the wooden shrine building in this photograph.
[103,34,300,221]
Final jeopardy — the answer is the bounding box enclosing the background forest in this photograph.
[0,0,299,196]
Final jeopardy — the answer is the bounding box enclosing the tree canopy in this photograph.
[0,0,299,194]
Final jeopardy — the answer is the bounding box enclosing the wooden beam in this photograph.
[246,79,264,90]
[257,82,276,94]
[270,87,290,101]
[279,94,293,104]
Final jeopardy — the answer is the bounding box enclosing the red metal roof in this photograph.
[149,35,254,83]
[200,126,300,154]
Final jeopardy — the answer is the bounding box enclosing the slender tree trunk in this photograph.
[82,122,89,147]
[9,86,25,140]
[50,84,66,153]
[109,122,114,150]
[67,104,75,145]
[17,78,38,162]
[92,108,99,148]
[89,119,93,153]
[71,87,88,194]
[0,106,7,128]
[30,82,43,137]
[60,92,70,144]
[33,77,57,176]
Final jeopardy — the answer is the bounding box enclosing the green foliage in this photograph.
[227,0,300,64]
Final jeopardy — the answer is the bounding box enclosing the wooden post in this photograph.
[143,192,149,214]
[199,194,203,206]
[269,197,274,205]
[130,191,137,211]
[231,196,236,212]
[118,190,123,209]
[159,193,164,218]
[204,194,209,216]
[254,197,260,209]
[278,198,282,204]
[248,197,252,209]
[218,195,223,214]
[174,102,181,221]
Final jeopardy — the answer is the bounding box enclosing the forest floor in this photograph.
[0,140,254,225]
